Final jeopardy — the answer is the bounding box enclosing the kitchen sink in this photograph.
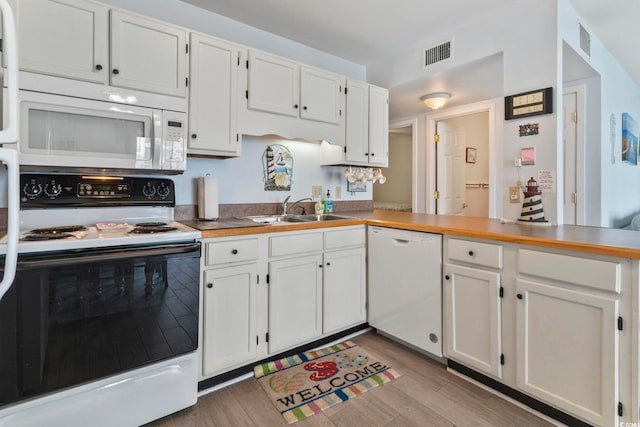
[240,214,353,224]
[291,214,353,222]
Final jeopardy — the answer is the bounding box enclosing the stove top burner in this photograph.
[30,225,88,234]
[129,226,178,234]
[21,232,75,241]
[135,222,167,227]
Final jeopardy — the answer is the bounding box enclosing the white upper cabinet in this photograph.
[18,0,109,84]
[368,84,389,166]
[188,33,240,156]
[247,50,299,117]
[299,66,342,124]
[17,0,187,97]
[344,79,369,164]
[110,10,187,97]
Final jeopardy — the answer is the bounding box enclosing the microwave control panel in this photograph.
[20,174,175,208]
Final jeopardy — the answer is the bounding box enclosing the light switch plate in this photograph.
[509,186,523,203]
[312,185,323,199]
[335,186,342,199]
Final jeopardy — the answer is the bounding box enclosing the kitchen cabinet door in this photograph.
[344,79,369,164]
[322,247,366,334]
[247,50,299,117]
[110,10,187,97]
[368,84,389,167]
[18,0,109,83]
[299,66,343,124]
[444,263,502,379]
[268,254,322,354]
[202,264,258,376]
[188,33,240,156]
[516,278,618,427]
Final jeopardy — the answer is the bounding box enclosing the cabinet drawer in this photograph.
[325,227,365,250]
[447,238,503,269]
[518,249,621,293]
[206,238,259,265]
[269,232,323,257]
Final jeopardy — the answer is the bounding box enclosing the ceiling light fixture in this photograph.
[420,92,451,110]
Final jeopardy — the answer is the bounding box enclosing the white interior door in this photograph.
[563,92,577,225]
[436,121,465,215]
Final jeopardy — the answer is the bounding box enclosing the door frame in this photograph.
[389,117,421,212]
[562,84,586,225]
[425,99,498,216]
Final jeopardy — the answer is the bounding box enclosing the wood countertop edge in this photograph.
[195,214,640,260]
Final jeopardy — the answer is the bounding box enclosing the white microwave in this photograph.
[16,90,187,174]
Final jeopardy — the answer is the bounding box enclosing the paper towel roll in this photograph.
[198,176,219,220]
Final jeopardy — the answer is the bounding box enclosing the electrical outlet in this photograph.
[509,186,523,203]
[311,185,323,199]
[335,186,342,199]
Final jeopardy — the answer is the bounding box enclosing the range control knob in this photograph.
[142,184,156,198]
[23,183,42,198]
[157,184,171,198]
[45,183,63,197]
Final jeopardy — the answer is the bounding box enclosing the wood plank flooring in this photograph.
[146,331,557,427]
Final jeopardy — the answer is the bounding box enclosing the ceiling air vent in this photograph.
[424,41,452,68]
[579,23,591,57]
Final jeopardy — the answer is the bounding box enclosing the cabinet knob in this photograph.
[112,68,120,75]
[370,153,375,156]
[364,152,369,156]
[303,106,308,110]
[326,262,331,266]
[206,283,213,289]
[468,250,474,256]
[517,293,523,300]
[445,275,450,280]
[95,64,103,71]
[294,104,299,109]
[319,264,323,268]
[191,133,197,139]
[231,249,238,255]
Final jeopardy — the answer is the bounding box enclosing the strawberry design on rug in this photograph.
[254,341,401,424]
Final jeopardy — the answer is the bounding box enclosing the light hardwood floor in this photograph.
[147,332,557,427]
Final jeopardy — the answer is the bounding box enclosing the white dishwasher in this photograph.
[368,226,443,357]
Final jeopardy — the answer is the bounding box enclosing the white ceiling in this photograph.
[181,0,639,119]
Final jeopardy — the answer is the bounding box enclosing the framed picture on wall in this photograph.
[622,112,638,165]
[466,147,477,164]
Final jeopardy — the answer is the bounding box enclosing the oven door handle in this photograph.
[18,242,201,269]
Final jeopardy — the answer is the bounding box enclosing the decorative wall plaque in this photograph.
[505,87,553,120]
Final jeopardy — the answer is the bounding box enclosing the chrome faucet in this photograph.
[282,196,312,216]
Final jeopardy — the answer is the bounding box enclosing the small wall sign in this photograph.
[505,87,553,120]
[465,147,477,164]
[519,123,539,137]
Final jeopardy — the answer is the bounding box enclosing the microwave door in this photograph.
[0,0,19,303]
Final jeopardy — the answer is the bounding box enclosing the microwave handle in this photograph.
[0,0,18,144]
[0,148,19,302]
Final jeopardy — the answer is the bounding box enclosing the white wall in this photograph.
[559,0,640,227]
[367,0,560,222]
[373,132,412,205]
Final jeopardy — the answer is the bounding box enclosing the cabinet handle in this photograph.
[294,104,299,109]
[191,133,197,139]
[364,152,369,156]
[371,153,375,156]
[303,106,308,110]
[206,283,213,289]
[95,64,103,71]
[445,275,450,280]
[112,68,120,75]
[468,250,474,256]
[319,264,323,268]
[517,293,523,300]
[231,249,238,255]
[326,262,331,266]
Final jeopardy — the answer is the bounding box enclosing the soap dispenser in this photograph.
[324,190,333,214]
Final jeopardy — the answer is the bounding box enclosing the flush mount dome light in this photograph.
[420,92,451,110]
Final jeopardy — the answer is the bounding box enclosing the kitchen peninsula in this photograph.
[196,210,640,427]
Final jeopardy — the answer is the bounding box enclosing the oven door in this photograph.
[18,90,159,171]
[0,241,200,408]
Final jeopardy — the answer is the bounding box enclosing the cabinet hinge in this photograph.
[256,335,259,345]
[499,287,504,298]
[257,274,259,284]
[246,60,249,69]
[0,39,3,53]
[185,77,188,87]
[500,354,505,365]
[186,43,189,54]
[572,111,578,124]
[339,109,342,117]
[618,316,623,331]
[434,133,440,143]
[345,86,348,95]
[618,402,623,417]
[434,191,440,200]
[246,90,249,99]
[236,133,239,142]
[266,274,270,284]
[339,85,342,93]
[266,332,270,343]
[344,146,347,154]
[237,55,240,66]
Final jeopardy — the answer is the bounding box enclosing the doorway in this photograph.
[426,100,497,217]
[562,84,585,225]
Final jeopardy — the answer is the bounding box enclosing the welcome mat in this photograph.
[254,340,400,423]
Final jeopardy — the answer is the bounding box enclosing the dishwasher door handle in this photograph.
[392,238,410,245]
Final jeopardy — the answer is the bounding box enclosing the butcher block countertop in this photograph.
[195,210,640,259]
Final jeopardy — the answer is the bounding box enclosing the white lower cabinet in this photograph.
[202,264,258,376]
[444,264,502,379]
[268,254,323,354]
[515,278,619,427]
